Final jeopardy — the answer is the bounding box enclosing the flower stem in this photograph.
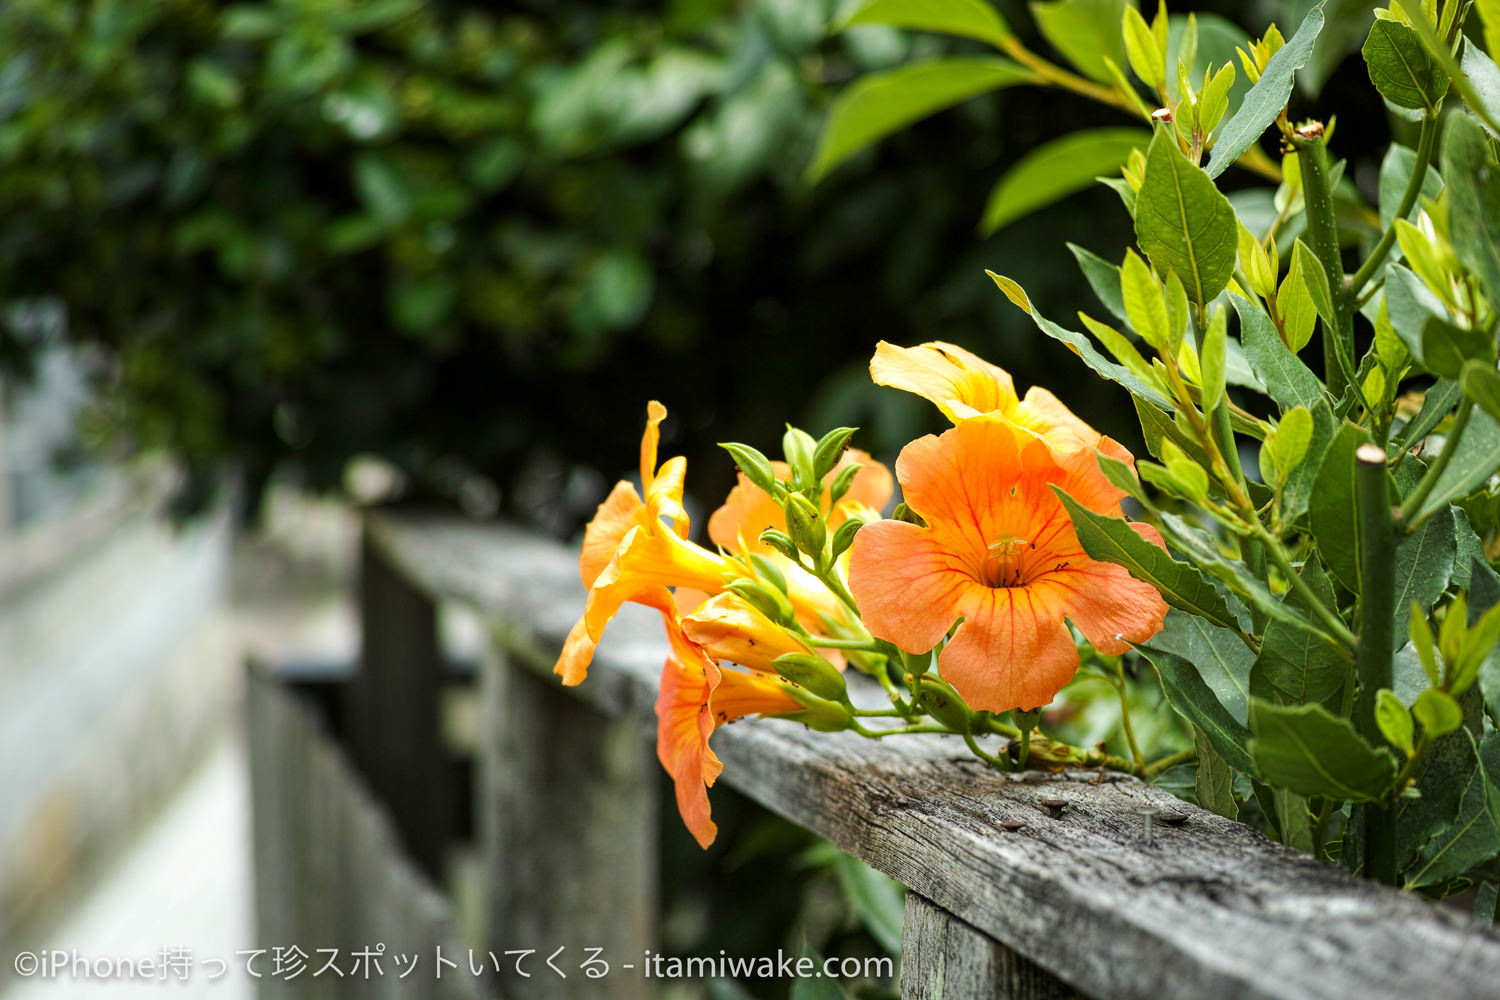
[1248,520,1357,650]
[1144,746,1198,778]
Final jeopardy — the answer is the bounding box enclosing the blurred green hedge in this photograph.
[0,0,1376,529]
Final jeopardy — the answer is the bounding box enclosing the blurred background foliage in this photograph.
[0,0,1393,533]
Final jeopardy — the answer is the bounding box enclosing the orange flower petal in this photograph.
[1011,387,1103,453]
[847,519,974,655]
[681,592,811,672]
[656,654,722,849]
[1035,560,1169,656]
[707,460,792,554]
[870,341,1019,421]
[940,582,1081,712]
[646,455,691,538]
[580,481,646,588]
[641,400,668,488]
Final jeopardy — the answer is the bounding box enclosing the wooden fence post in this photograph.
[347,525,448,879]
[901,893,1079,1000]
[479,639,656,998]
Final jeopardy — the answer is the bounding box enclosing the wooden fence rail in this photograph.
[250,511,1500,999]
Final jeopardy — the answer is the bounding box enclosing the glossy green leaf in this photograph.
[1200,306,1228,412]
[1291,239,1336,327]
[1234,296,1323,413]
[809,58,1034,181]
[1392,505,1456,642]
[1055,489,1240,631]
[1030,0,1128,84]
[987,272,1175,409]
[1412,407,1500,524]
[1378,142,1444,230]
[1069,243,1128,322]
[1462,360,1500,426]
[1309,421,1374,593]
[981,128,1150,233]
[1248,699,1397,802]
[838,0,1012,47]
[1206,3,1325,178]
[1140,640,1256,773]
[1362,16,1448,111]
[1135,128,1238,310]
[1442,113,1500,305]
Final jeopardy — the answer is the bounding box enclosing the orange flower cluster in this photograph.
[558,403,891,847]
[561,342,1167,847]
[851,342,1168,713]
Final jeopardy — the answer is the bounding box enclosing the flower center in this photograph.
[983,534,1031,588]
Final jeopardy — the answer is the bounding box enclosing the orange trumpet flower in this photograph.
[656,616,803,848]
[847,417,1167,714]
[871,341,1103,454]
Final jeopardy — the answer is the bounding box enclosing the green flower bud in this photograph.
[759,528,799,561]
[893,502,927,527]
[727,578,794,626]
[812,426,858,482]
[721,441,778,495]
[771,652,848,702]
[748,553,789,594]
[782,694,855,733]
[827,461,861,506]
[917,675,973,733]
[784,493,827,558]
[782,426,817,489]
[830,518,864,560]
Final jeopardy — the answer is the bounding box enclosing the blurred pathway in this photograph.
[4,737,254,999]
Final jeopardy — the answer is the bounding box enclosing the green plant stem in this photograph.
[1115,659,1147,774]
[806,635,883,651]
[1347,113,1439,301]
[1399,400,1474,530]
[1248,520,1357,649]
[852,722,953,738]
[1293,131,1354,399]
[1354,442,1398,885]
[1144,746,1198,778]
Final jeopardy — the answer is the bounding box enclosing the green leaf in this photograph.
[980,128,1149,233]
[1461,41,1500,140]
[830,853,904,957]
[1362,17,1448,111]
[1140,637,1256,773]
[1069,243,1128,322]
[1055,488,1241,631]
[1378,142,1444,230]
[1393,378,1461,454]
[1390,1,1500,133]
[1376,688,1415,754]
[1122,5,1165,90]
[1407,731,1500,888]
[1464,359,1500,427]
[1195,729,1239,819]
[1096,452,1150,506]
[838,0,1012,47]
[1283,400,1338,524]
[1135,128,1238,310]
[1030,0,1129,84]
[1200,306,1228,412]
[809,58,1034,181]
[986,272,1175,409]
[1249,699,1397,802]
[1233,296,1323,413]
[1391,505,1457,642]
[1413,406,1500,524]
[1291,239,1336,327]
[1251,557,1347,710]
[1420,316,1492,380]
[1206,3,1325,178]
[1121,247,1168,348]
[1442,113,1500,306]
[1309,421,1374,593]
[1414,688,1464,736]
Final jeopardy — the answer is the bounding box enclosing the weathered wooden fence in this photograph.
[247,511,1500,999]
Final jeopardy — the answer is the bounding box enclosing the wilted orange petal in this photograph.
[871,341,1019,422]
